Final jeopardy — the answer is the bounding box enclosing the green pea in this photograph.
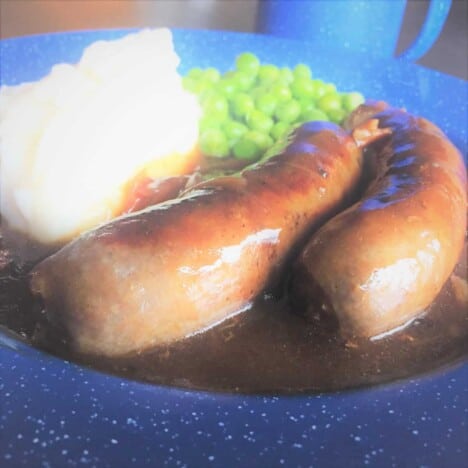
[299,99,328,122]
[187,67,204,80]
[311,79,327,100]
[300,108,329,122]
[271,121,291,140]
[223,70,236,79]
[290,76,315,100]
[182,76,197,92]
[235,52,260,75]
[199,88,218,104]
[195,80,212,96]
[200,129,229,158]
[223,120,248,144]
[255,93,278,116]
[233,136,262,161]
[203,67,221,84]
[246,109,274,133]
[269,82,292,102]
[199,115,223,132]
[279,67,294,84]
[342,92,365,112]
[317,93,342,114]
[258,64,280,85]
[294,63,312,80]
[203,94,229,120]
[231,93,255,119]
[328,108,346,124]
[250,86,265,100]
[245,130,273,151]
[323,83,337,94]
[299,99,317,114]
[275,99,301,123]
[217,78,237,97]
[232,71,256,91]
[187,55,365,163]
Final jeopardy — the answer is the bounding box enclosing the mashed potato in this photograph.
[0,29,200,245]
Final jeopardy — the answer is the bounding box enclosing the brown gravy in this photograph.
[1,234,467,395]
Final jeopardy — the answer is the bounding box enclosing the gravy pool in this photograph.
[1,234,466,394]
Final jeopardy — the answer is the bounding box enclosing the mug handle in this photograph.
[398,0,452,61]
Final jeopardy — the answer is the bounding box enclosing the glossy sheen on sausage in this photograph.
[31,122,364,357]
[290,103,467,339]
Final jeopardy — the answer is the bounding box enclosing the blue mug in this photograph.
[256,0,451,60]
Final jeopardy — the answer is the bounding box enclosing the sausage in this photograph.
[289,102,467,339]
[121,175,196,213]
[30,121,371,357]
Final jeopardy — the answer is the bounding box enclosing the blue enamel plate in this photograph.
[0,29,467,467]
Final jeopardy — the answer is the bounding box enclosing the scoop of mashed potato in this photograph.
[0,29,200,245]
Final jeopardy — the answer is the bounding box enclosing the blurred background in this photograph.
[0,0,466,79]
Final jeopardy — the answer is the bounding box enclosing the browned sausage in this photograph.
[30,121,370,357]
[121,175,194,213]
[290,102,467,339]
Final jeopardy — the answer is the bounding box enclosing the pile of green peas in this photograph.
[182,52,364,162]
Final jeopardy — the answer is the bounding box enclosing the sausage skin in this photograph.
[31,122,365,356]
[290,102,467,339]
